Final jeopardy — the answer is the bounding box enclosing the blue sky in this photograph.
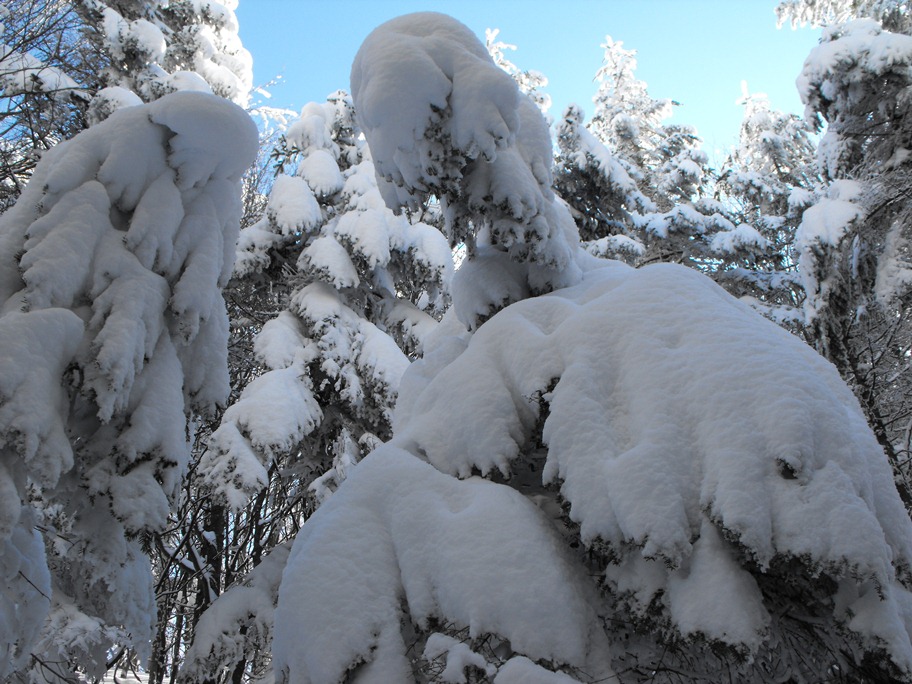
[236,1,820,157]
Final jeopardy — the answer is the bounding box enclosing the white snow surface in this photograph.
[87,86,144,125]
[267,174,322,236]
[494,657,583,684]
[273,10,912,679]
[351,12,518,191]
[392,259,912,662]
[297,148,345,196]
[273,446,612,684]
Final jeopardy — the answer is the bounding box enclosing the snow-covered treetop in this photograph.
[718,84,817,230]
[590,37,673,173]
[351,12,584,327]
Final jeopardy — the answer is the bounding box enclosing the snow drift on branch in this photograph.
[274,262,912,680]
[393,260,912,667]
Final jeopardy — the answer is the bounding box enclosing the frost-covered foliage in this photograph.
[80,0,253,115]
[351,11,583,328]
[211,90,451,509]
[778,0,912,32]
[180,543,290,683]
[180,92,452,681]
[589,36,708,213]
[0,91,256,679]
[799,17,912,178]
[274,11,912,683]
[0,0,255,214]
[554,104,651,249]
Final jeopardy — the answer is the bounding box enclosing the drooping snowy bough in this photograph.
[274,12,912,683]
[0,91,257,678]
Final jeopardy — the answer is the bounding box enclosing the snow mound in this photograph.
[394,260,912,665]
[273,446,612,683]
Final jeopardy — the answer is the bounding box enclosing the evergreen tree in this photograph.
[791,15,912,494]
[177,92,452,683]
[712,86,818,325]
[0,0,95,209]
[558,36,724,272]
[554,102,654,262]
[274,13,912,683]
[78,0,252,115]
[0,0,253,212]
[0,91,256,681]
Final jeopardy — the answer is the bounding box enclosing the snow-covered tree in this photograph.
[0,91,256,680]
[711,86,818,325]
[789,16,912,491]
[589,36,708,213]
[0,0,95,209]
[554,103,654,262]
[175,91,453,682]
[351,11,583,330]
[273,12,912,683]
[209,89,451,511]
[555,37,728,274]
[78,0,253,117]
[0,0,253,216]
[778,0,912,32]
